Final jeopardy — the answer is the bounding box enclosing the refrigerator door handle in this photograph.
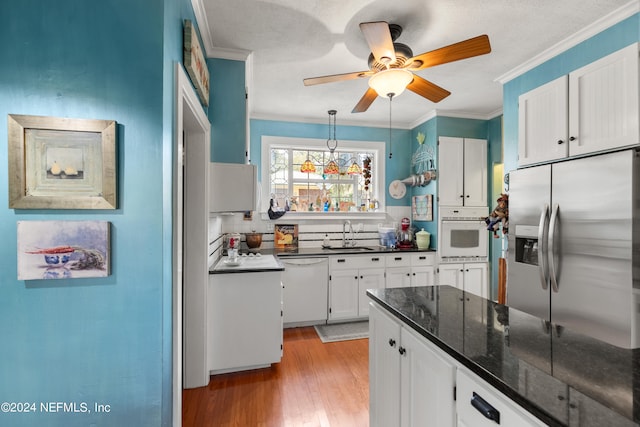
[538,204,550,290]
[548,203,560,293]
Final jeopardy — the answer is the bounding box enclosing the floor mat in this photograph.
[314,321,369,343]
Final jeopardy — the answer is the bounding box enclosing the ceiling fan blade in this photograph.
[303,71,371,86]
[407,75,451,103]
[408,35,491,70]
[352,88,378,113]
[360,21,396,65]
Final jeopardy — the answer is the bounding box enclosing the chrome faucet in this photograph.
[343,220,355,247]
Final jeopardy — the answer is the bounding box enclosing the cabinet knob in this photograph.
[398,346,406,356]
[569,136,576,141]
[557,139,564,145]
[388,338,396,347]
[466,195,470,198]
[355,276,358,280]
[360,275,363,279]
[406,273,410,277]
[459,195,464,198]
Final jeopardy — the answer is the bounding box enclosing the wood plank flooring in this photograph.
[182,326,370,427]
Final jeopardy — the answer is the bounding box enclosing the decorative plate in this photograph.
[389,180,407,199]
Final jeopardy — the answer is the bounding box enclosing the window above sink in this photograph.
[260,136,386,218]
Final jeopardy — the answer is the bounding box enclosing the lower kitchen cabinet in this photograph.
[386,252,436,288]
[456,368,545,427]
[329,255,385,321]
[370,302,456,427]
[207,271,283,374]
[438,262,488,298]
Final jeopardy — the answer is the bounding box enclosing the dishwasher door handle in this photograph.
[281,258,328,266]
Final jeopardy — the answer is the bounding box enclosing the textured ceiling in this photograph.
[194,0,635,127]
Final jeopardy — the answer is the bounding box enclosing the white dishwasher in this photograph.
[280,257,329,326]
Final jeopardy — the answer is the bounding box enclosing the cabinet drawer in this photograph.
[457,368,545,427]
[410,252,436,266]
[330,254,385,270]
[385,254,411,268]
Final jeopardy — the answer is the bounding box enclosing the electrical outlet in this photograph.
[266,223,274,232]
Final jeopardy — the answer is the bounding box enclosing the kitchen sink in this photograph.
[324,246,375,251]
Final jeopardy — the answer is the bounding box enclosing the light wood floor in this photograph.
[182,326,370,427]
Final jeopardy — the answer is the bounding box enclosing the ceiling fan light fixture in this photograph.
[368,68,413,98]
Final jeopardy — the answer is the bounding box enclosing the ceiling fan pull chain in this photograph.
[388,94,394,159]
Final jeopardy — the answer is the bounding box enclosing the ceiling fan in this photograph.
[303,22,491,113]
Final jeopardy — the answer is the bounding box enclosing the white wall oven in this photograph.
[438,206,489,262]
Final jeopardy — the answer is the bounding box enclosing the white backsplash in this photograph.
[213,205,412,252]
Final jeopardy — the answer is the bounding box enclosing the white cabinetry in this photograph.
[369,302,456,427]
[438,137,487,207]
[329,255,385,321]
[385,254,412,289]
[207,270,282,374]
[386,252,437,288]
[518,43,639,167]
[438,262,488,299]
[209,163,257,212]
[457,368,545,427]
[280,257,328,326]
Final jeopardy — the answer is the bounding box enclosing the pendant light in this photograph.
[300,152,316,173]
[347,161,362,175]
[324,110,339,175]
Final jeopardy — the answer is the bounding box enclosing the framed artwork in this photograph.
[412,194,433,221]
[17,220,111,280]
[274,224,298,249]
[183,19,210,106]
[8,114,117,209]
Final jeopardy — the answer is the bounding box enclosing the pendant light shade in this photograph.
[300,158,316,173]
[368,68,413,98]
[347,161,362,175]
[324,159,340,175]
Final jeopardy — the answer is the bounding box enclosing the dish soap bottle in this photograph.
[323,234,330,248]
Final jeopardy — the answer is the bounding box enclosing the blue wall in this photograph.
[0,0,195,425]
[250,118,412,206]
[410,116,492,249]
[210,58,246,163]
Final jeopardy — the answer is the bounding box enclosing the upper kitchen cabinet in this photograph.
[518,43,639,167]
[438,137,487,207]
[209,58,248,164]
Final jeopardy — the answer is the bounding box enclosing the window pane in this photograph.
[269,146,376,213]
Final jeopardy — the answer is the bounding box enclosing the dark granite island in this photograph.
[367,285,639,427]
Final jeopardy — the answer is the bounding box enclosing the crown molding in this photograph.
[207,47,252,61]
[249,112,414,130]
[496,0,639,84]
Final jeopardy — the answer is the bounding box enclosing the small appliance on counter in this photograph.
[378,225,397,248]
[396,217,414,249]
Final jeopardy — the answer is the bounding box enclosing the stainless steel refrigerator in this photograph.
[507,148,640,349]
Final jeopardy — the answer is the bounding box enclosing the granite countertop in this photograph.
[367,286,640,427]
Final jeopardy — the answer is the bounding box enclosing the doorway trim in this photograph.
[173,63,211,426]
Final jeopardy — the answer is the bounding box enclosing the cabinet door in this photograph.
[329,269,359,320]
[410,266,435,287]
[569,43,639,157]
[438,137,464,206]
[400,327,456,427]
[518,76,569,166]
[386,267,412,288]
[463,263,488,299]
[438,263,464,290]
[369,303,402,427]
[358,268,386,316]
[463,139,488,206]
